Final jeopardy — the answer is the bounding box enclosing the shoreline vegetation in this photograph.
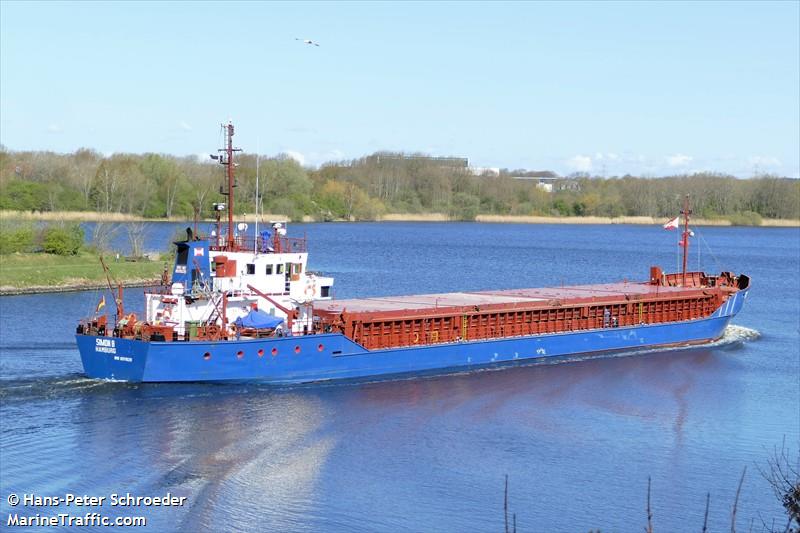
[1,148,798,226]
[1,209,798,227]
[0,222,165,295]
[2,147,798,294]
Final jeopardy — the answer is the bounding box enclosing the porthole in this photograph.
[294,345,301,354]
[271,347,278,356]
[203,352,211,361]
[257,348,264,357]
[317,344,324,352]
[236,350,244,359]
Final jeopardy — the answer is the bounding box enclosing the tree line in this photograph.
[1,146,798,223]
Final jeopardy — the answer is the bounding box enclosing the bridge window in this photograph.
[276,264,285,275]
[246,264,255,275]
[176,245,189,266]
[265,264,273,275]
[321,286,331,298]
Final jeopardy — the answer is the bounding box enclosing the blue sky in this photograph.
[1,1,798,177]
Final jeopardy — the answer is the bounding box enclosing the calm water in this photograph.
[1,222,798,532]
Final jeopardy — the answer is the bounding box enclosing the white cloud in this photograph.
[284,150,306,166]
[46,123,63,134]
[748,155,781,167]
[666,154,693,167]
[594,152,621,162]
[299,149,347,167]
[179,121,192,131]
[566,155,592,172]
[326,149,345,161]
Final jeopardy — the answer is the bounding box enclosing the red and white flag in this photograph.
[663,217,680,230]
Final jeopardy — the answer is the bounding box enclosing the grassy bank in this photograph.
[1,209,798,226]
[475,214,800,226]
[385,213,799,226]
[0,252,164,294]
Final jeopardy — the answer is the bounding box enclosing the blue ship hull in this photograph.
[76,289,748,384]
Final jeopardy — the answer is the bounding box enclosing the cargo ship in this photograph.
[75,122,750,384]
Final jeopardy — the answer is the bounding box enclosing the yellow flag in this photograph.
[96,296,106,313]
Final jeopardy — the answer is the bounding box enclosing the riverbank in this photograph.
[0,252,163,296]
[0,279,158,296]
[2,209,797,226]
[474,214,800,226]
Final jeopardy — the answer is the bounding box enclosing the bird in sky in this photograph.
[295,38,320,47]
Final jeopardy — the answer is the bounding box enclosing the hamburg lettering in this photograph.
[95,338,116,354]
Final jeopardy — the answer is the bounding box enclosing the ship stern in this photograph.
[75,335,149,382]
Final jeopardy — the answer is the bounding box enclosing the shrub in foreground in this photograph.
[42,224,84,255]
[0,223,36,254]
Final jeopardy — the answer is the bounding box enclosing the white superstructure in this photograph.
[144,221,334,337]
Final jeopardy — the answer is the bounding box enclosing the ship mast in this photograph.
[681,194,691,286]
[216,121,241,251]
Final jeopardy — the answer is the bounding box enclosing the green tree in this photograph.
[449,192,480,221]
[0,180,50,211]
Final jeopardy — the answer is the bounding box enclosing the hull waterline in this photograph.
[76,288,747,384]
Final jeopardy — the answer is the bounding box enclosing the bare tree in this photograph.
[91,222,120,252]
[71,148,101,207]
[126,222,148,258]
[760,439,800,532]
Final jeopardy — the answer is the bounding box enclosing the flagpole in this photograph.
[681,194,691,286]
[254,137,260,254]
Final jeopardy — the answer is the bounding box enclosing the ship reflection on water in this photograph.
[347,341,742,439]
[69,384,335,531]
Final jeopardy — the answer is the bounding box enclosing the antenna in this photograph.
[255,137,260,253]
[215,121,242,251]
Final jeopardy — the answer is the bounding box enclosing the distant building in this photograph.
[371,154,469,169]
[510,176,580,193]
[511,176,557,192]
[557,179,581,192]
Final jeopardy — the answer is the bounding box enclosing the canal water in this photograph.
[1,222,797,532]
